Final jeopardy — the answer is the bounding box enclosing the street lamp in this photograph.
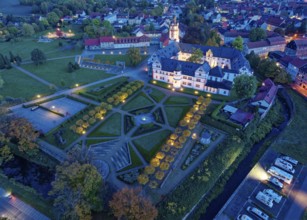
[37,94,41,98]
[75,83,79,87]
[51,105,55,109]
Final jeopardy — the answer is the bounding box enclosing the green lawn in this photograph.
[22,58,113,88]
[122,92,154,111]
[0,38,82,61]
[0,68,53,100]
[118,144,144,172]
[0,174,54,219]
[86,138,115,147]
[133,129,171,162]
[93,54,148,67]
[88,113,122,137]
[165,106,190,127]
[272,90,307,164]
[164,96,191,105]
[147,87,166,103]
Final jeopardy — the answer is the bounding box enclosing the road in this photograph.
[0,188,50,220]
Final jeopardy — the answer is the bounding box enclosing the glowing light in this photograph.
[194,91,199,94]
[207,94,211,97]
[192,133,197,139]
[180,88,183,91]
[36,94,41,98]
[249,163,269,181]
[75,83,79,87]
[122,100,126,103]
[51,106,55,109]
[101,116,104,120]
[168,85,171,88]
[288,189,307,208]
[172,88,175,91]
[153,81,157,84]
[82,130,86,134]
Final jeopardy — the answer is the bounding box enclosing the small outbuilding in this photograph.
[200,131,211,145]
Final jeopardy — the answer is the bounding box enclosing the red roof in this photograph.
[230,110,254,126]
[253,78,277,104]
[99,36,115,43]
[84,39,100,46]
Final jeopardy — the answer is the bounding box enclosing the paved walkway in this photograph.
[0,188,50,220]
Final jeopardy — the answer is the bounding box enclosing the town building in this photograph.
[251,78,278,117]
[244,36,286,58]
[285,39,307,59]
[84,35,150,50]
[148,42,252,96]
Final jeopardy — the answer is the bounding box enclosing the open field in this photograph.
[0,68,53,100]
[93,54,148,67]
[165,106,190,127]
[133,129,171,162]
[22,58,113,88]
[89,113,122,137]
[272,90,307,164]
[147,87,166,103]
[121,92,154,111]
[164,96,191,105]
[0,38,82,60]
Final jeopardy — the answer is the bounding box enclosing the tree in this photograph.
[47,12,60,27]
[31,48,46,65]
[127,47,141,66]
[232,36,243,51]
[22,23,35,37]
[0,145,13,166]
[233,75,258,99]
[249,28,267,42]
[109,187,158,220]
[49,161,103,220]
[187,48,203,63]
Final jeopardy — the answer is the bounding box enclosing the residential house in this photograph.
[295,65,307,92]
[285,39,307,59]
[251,78,278,116]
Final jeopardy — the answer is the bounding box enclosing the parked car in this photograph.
[263,189,282,203]
[275,158,295,173]
[280,156,298,166]
[268,176,283,189]
[237,214,254,220]
[247,206,269,220]
[256,191,274,208]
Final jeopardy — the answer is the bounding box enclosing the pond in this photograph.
[1,155,55,198]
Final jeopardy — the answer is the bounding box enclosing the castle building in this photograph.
[169,17,180,43]
[148,42,252,96]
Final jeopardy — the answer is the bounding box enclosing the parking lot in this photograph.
[12,97,87,133]
[216,149,307,220]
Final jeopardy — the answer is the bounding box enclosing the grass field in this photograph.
[164,96,191,105]
[93,54,148,67]
[0,38,82,61]
[165,106,190,127]
[22,58,113,88]
[118,144,144,172]
[0,68,53,100]
[133,129,171,162]
[121,92,154,111]
[89,113,122,137]
[272,90,307,164]
[147,87,166,103]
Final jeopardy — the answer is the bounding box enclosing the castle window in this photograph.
[196,79,201,82]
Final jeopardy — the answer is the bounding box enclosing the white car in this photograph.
[237,214,254,220]
[256,191,274,208]
[275,158,295,174]
[280,156,298,166]
[263,189,282,203]
[247,206,269,220]
[268,177,283,189]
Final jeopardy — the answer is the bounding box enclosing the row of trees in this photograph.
[0,52,22,69]
[246,51,291,84]
[70,103,112,135]
[138,96,211,188]
[107,80,144,105]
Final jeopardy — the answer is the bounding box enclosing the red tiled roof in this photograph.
[84,38,100,46]
[99,36,115,43]
[253,78,277,104]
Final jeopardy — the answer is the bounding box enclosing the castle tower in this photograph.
[169,16,180,43]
